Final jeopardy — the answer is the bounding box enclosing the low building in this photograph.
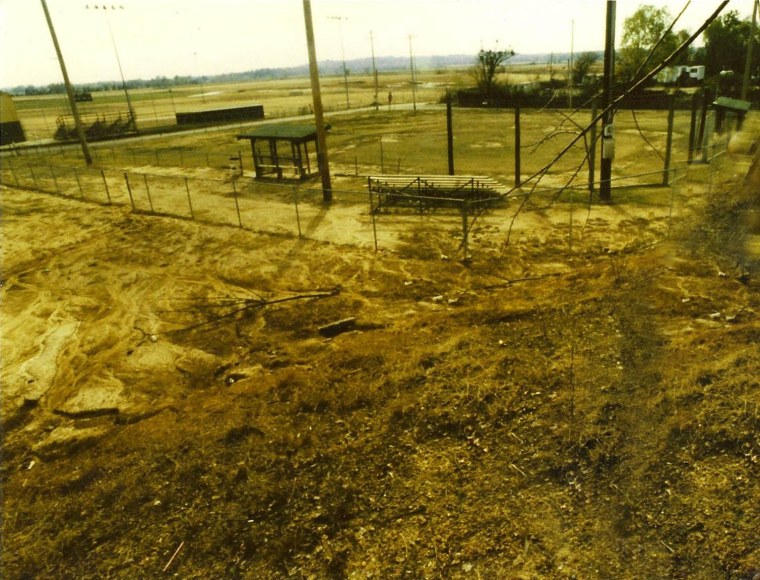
[0,92,26,145]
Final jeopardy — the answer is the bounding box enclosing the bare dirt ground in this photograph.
[2,140,760,579]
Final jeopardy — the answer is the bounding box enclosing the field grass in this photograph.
[11,68,474,140]
[9,99,727,197]
[9,60,604,141]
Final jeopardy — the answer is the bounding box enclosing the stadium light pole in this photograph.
[87,4,137,130]
[40,0,92,165]
[370,30,379,111]
[328,16,350,110]
[304,0,332,203]
[568,19,575,110]
[409,35,417,113]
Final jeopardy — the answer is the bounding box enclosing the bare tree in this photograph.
[572,51,599,85]
[472,48,515,96]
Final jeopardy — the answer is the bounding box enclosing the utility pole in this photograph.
[303,0,332,202]
[741,0,759,100]
[549,52,554,84]
[409,35,417,113]
[88,4,138,129]
[370,30,379,111]
[446,91,454,175]
[600,0,616,202]
[41,0,92,165]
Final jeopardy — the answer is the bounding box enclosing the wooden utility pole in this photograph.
[40,0,92,165]
[599,0,616,202]
[303,0,332,202]
[741,0,759,100]
[446,91,454,175]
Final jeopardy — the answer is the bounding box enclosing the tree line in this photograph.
[472,5,758,100]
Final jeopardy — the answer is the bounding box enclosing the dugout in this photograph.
[237,123,326,181]
[712,97,751,133]
[176,104,264,126]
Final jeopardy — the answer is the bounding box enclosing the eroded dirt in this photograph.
[2,151,759,578]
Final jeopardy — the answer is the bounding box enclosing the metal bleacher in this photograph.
[367,175,508,213]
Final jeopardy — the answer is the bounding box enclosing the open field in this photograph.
[2,82,760,578]
[9,60,593,142]
[11,69,474,141]
[7,95,735,189]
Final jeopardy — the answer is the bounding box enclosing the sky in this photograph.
[0,0,757,88]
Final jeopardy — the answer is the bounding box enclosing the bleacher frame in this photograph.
[367,175,507,213]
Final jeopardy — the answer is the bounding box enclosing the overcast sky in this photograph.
[0,0,756,88]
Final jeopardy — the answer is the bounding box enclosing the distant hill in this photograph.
[4,52,597,95]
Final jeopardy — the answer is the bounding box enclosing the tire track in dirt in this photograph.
[593,257,696,575]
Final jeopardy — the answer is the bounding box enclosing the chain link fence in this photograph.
[0,109,740,260]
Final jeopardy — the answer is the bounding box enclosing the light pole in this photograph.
[568,19,575,110]
[409,35,417,113]
[87,4,137,129]
[370,30,379,110]
[328,16,350,110]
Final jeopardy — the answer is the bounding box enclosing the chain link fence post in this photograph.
[50,164,61,195]
[74,167,84,199]
[9,159,19,187]
[184,177,194,219]
[124,172,135,210]
[461,198,470,261]
[369,191,378,252]
[101,169,112,204]
[293,184,303,238]
[143,174,155,213]
[232,178,243,228]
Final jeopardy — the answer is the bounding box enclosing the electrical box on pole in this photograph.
[602,124,615,160]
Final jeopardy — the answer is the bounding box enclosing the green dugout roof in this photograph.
[237,123,329,143]
[712,97,751,113]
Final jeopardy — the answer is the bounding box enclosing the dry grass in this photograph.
[2,72,759,578]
